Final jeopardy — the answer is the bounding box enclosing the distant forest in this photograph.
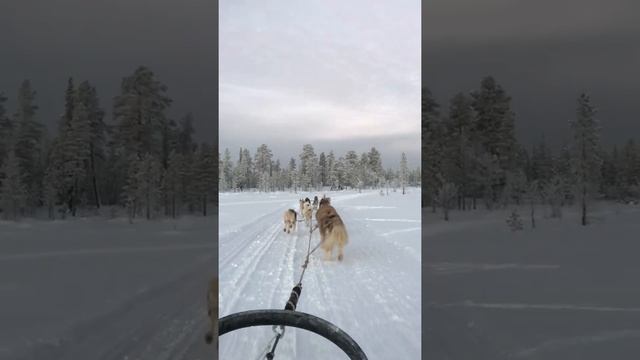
[0,66,216,221]
[424,77,640,224]
[218,144,420,193]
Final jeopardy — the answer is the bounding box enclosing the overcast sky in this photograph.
[0,0,216,143]
[220,0,421,168]
[424,0,640,149]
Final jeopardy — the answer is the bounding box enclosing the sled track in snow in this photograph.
[219,191,421,359]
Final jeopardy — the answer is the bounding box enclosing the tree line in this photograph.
[219,144,420,194]
[0,66,216,221]
[423,76,640,225]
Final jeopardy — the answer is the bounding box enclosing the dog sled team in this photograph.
[282,195,349,262]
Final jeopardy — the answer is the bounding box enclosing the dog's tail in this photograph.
[332,223,349,246]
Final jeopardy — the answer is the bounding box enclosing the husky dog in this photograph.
[315,197,348,261]
[302,201,313,227]
[205,277,218,348]
[312,196,319,211]
[283,209,297,233]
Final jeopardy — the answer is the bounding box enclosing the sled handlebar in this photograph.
[219,309,368,360]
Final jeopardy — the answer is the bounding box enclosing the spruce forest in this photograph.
[424,76,640,225]
[0,66,216,221]
[218,144,420,194]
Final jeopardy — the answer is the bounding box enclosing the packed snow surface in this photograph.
[0,215,216,360]
[424,202,640,360]
[219,188,421,359]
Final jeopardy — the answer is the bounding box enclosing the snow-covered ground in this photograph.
[424,202,640,360]
[0,215,217,360]
[219,188,421,359]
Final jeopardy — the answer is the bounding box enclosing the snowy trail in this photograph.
[219,190,421,359]
[0,216,217,360]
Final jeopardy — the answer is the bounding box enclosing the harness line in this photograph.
[265,209,322,359]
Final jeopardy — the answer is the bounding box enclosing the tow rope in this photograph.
[264,216,322,359]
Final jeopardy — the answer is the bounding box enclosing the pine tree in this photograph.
[570,93,602,225]
[77,81,106,208]
[368,147,384,188]
[298,144,317,190]
[358,152,370,190]
[255,144,273,191]
[400,152,408,195]
[319,152,327,187]
[443,92,475,209]
[327,151,338,189]
[113,66,172,158]
[423,87,444,207]
[470,77,517,203]
[14,80,44,213]
[288,158,297,192]
[344,150,359,188]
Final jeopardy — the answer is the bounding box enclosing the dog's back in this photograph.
[316,203,348,261]
[316,204,346,239]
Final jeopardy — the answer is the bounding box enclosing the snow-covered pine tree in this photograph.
[368,147,384,188]
[113,66,172,158]
[76,81,107,209]
[14,80,44,213]
[288,158,297,192]
[221,148,233,192]
[344,150,359,189]
[569,93,602,226]
[64,96,92,216]
[334,156,345,190]
[255,144,273,192]
[326,151,338,190]
[400,152,408,195]
[359,152,370,190]
[319,152,327,188]
[443,92,475,210]
[298,144,317,191]
[423,87,444,208]
[470,77,517,200]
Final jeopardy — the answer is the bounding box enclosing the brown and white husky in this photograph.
[283,209,297,233]
[315,197,349,261]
